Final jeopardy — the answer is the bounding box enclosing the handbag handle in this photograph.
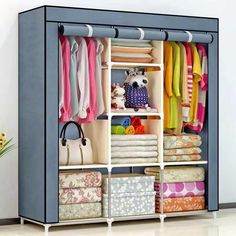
[60,121,87,146]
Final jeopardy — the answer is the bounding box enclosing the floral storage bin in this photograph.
[102,174,155,194]
[103,191,156,217]
[59,202,102,220]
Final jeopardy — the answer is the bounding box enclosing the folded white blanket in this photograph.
[111,151,158,158]
[111,146,158,152]
[111,157,158,164]
[111,134,157,141]
[111,140,158,147]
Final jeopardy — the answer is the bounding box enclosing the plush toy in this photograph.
[111,83,126,110]
[124,68,151,110]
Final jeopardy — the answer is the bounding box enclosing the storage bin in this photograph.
[103,174,155,193]
[59,202,102,220]
[59,171,102,188]
[59,187,102,205]
[103,191,155,217]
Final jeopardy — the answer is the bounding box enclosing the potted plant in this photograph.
[0,132,16,158]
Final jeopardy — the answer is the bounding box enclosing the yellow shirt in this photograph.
[190,43,202,123]
[164,42,173,129]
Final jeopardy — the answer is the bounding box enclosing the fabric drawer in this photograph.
[103,191,155,217]
[59,171,102,188]
[59,202,102,220]
[103,174,155,193]
[164,134,201,149]
[156,196,205,213]
[144,166,205,183]
[59,187,102,205]
[155,181,205,198]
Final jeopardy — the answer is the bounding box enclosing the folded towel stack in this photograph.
[111,116,145,135]
[59,171,102,220]
[164,134,202,162]
[144,166,205,213]
[111,134,158,164]
[102,174,155,217]
[111,39,154,63]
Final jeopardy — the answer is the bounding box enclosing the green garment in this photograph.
[69,37,79,118]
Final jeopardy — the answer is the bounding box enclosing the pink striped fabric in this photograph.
[188,44,208,133]
[182,43,193,123]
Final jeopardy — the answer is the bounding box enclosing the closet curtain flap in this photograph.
[59,24,213,43]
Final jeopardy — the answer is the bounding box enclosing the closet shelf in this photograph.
[58,217,108,225]
[59,164,108,170]
[112,213,160,222]
[111,163,161,168]
[163,161,208,166]
[107,62,163,70]
[164,209,208,218]
[111,109,162,117]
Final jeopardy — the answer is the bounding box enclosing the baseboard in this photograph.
[0,218,20,226]
[219,202,236,209]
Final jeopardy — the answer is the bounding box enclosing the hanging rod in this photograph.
[59,24,213,43]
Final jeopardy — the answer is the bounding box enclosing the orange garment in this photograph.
[190,44,202,124]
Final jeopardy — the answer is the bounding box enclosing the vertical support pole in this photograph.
[207,31,219,211]
[20,217,24,225]
[159,164,165,223]
[107,166,114,227]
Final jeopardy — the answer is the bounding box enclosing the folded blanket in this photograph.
[111,157,158,164]
[156,196,205,213]
[155,181,205,198]
[111,125,125,134]
[111,151,158,158]
[59,187,102,205]
[164,134,201,149]
[164,154,201,162]
[131,116,142,129]
[135,125,145,134]
[111,39,152,47]
[59,202,102,220]
[111,134,157,141]
[125,125,135,134]
[59,171,102,188]
[111,117,131,128]
[111,146,157,152]
[164,147,202,156]
[144,166,205,182]
[112,140,158,147]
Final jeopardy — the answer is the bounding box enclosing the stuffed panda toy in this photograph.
[124,68,151,110]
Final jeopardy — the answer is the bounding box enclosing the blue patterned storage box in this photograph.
[102,174,155,194]
[103,191,156,217]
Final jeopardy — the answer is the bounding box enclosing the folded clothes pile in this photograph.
[102,174,155,217]
[164,134,202,162]
[111,134,158,164]
[59,171,102,220]
[144,166,205,213]
[111,116,145,135]
[111,39,154,63]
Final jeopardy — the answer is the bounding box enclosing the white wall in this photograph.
[0,0,233,219]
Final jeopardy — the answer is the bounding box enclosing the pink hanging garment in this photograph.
[188,44,208,133]
[182,43,193,124]
[59,35,71,122]
[78,37,97,123]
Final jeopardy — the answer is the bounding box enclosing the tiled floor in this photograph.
[0,209,236,236]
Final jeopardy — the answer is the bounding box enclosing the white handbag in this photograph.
[59,121,93,165]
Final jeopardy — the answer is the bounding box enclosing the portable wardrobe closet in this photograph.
[19,6,219,232]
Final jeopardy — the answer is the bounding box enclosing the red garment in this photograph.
[59,35,71,122]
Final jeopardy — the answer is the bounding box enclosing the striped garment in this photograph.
[188,44,208,133]
[182,43,193,123]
